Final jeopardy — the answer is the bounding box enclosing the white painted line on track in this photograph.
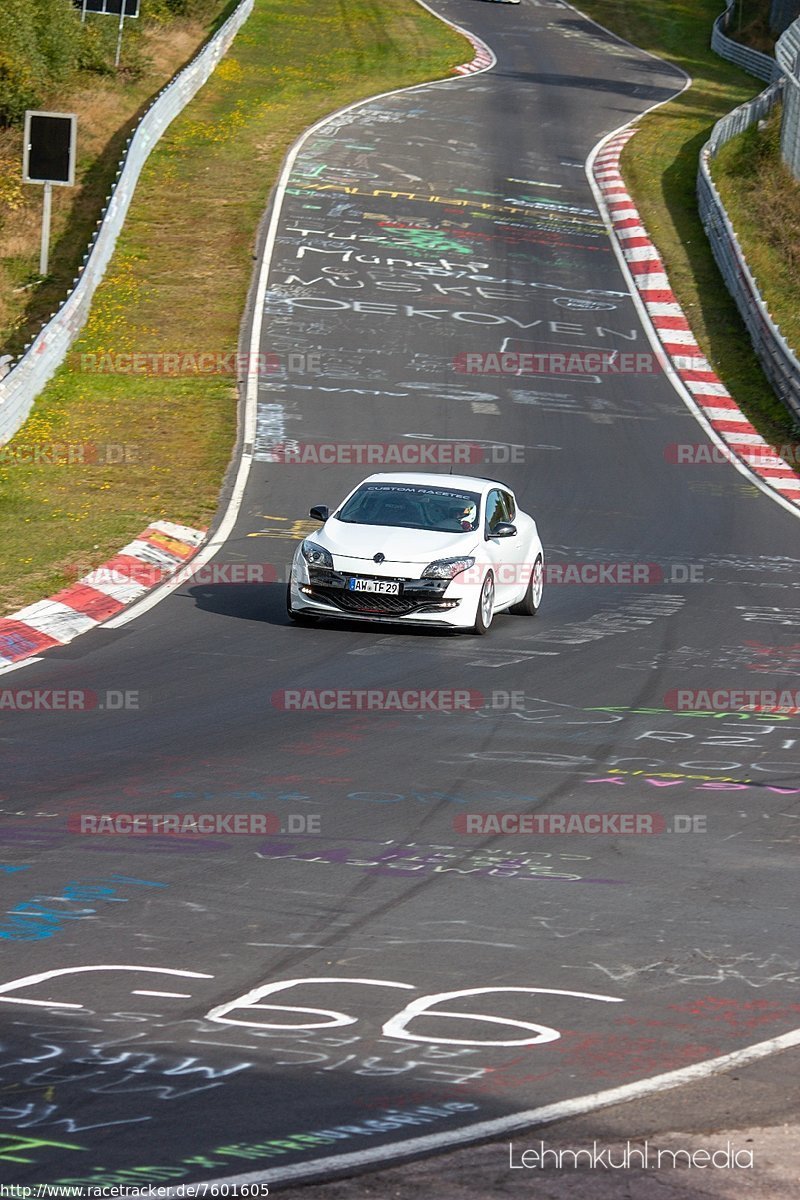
[0,657,43,676]
[179,1026,800,1190]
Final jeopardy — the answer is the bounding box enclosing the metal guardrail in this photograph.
[776,18,800,176]
[706,78,784,151]
[699,8,800,422]
[0,0,254,445]
[699,80,800,423]
[711,2,779,82]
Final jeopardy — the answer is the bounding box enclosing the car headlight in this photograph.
[421,556,476,580]
[301,540,333,570]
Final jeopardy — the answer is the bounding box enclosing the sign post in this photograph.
[115,4,126,68]
[23,112,77,278]
[39,183,53,276]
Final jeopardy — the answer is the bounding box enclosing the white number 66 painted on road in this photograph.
[0,967,622,1049]
[207,977,624,1047]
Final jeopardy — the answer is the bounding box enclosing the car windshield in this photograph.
[336,484,482,533]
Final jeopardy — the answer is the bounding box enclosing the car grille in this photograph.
[311,587,421,616]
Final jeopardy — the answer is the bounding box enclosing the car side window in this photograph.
[486,489,506,534]
[502,490,516,521]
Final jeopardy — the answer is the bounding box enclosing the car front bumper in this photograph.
[289,558,482,629]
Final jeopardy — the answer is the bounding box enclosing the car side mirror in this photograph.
[490,521,517,538]
[309,505,329,521]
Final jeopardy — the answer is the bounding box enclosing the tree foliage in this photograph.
[0,0,201,125]
[0,0,87,125]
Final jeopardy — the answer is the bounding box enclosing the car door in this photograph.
[484,488,520,605]
[498,487,531,600]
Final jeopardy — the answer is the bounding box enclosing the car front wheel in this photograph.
[472,571,495,635]
[510,555,543,616]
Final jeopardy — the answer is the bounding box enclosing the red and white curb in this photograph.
[454,36,495,75]
[593,130,800,507]
[413,0,495,76]
[0,520,205,669]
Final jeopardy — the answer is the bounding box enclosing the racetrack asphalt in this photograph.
[1,0,798,1192]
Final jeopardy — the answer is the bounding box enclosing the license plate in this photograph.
[348,578,400,595]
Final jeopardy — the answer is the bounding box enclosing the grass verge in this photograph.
[711,106,800,353]
[0,0,468,615]
[577,0,800,447]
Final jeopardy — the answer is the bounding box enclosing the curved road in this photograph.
[2,0,799,1189]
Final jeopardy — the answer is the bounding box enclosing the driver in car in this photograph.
[459,501,477,530]
[441,501,477,531]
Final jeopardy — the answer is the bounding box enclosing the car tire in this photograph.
[286,582,318,624]
[472,571,496,635]
[510,555,543,616]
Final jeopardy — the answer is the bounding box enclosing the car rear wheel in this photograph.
[510,555,543,616]
[286,582,318,624]
[472,571,495,635]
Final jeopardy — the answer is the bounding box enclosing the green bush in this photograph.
[0,0,175,124]
[32,0,83,83]
[0,0,48,125]
[0,0,85,125]
[77,19,117,76]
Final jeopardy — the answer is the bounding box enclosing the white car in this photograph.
[287,473,544,634]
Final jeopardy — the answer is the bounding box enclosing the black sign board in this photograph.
[73,0,140,15]
[23,112,77,186]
